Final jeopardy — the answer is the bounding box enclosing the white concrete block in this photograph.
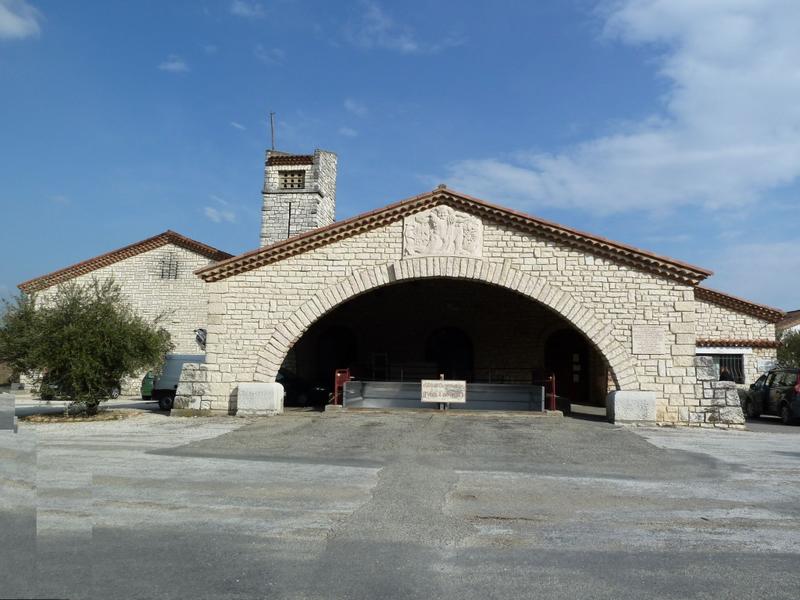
[237,383,284,416]
[607,390,657,425]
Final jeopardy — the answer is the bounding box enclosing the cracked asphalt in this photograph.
[1,410,799,599]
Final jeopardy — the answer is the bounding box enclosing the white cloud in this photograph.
[230,121,246,131]
[338,126,358,138]
[254,44,285,65]
[230,0,265,19]
[344,0,463,54]
[204,206,236,224]
[158,55,189,73]
[441,0,800,215]
[344,98,368,118]
[0,0,41,40]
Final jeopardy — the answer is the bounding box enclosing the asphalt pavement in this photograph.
[1,410,798,599]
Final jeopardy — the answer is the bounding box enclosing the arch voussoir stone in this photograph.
[254,257,640,390]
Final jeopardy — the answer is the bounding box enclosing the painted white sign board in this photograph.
[421,380,467,403]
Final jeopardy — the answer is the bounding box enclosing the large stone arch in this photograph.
[253,256,640,390]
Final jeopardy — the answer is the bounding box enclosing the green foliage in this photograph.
[0,293,41,376]
[777,330,800,368]
[0,279,172,414]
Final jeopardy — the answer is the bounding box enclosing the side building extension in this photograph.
[17,230,232,394]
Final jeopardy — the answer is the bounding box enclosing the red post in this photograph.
[332,368,351,406]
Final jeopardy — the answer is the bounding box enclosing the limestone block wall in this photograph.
[694,298,778,385]
[33,244,213,393]
[201,211,702,424]
[692,356,746,429]
[695,298,776,340]
[482,223,698,424]
[748,347,777,383]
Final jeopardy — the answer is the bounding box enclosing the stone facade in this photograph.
[25,241,223,394]
[35,243,213,355]
[694,296,779,385]
[260,150,337,246]
[18,150,785,425]
[195,199,718,424]
[692,356,746,428]
[696,298,776,340]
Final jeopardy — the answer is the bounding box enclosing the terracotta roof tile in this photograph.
[695,286,785,323]
[696,338,780,349]
[267,155,314,166]
[197,187,714,286]
[19,231,233,293]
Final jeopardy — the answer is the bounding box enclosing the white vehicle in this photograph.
[151,354,205,411]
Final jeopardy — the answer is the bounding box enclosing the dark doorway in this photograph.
[545,329,590,405]
[315,326,357,387]
[425,326,474,380]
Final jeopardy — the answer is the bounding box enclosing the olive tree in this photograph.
[0,279,172,415]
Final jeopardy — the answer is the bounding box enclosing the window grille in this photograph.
[707,354,745,384]
[159,252,179,280]
[279,170,305,190]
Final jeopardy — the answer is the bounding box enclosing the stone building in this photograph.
[18,231,232,393]
[19,148,784,425]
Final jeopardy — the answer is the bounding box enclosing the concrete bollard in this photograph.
[606,390,657,425]
[236,383,284,416]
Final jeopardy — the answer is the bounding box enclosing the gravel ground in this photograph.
[1,410,799,599]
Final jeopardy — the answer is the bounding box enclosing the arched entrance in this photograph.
[254,257,639,396]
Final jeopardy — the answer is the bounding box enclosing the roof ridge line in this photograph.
[196,187,712,285]
[19,230,232,293]
[695,285,785,323]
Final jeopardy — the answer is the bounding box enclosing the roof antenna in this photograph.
[269,112,276,150]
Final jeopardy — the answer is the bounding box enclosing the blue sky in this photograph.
[1,0,798,309]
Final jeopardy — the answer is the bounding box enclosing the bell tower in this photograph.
[260,149,337,246]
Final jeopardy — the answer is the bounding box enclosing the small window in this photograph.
[706,354,744,384]
[279,170,305,190]
[160,252,179,279]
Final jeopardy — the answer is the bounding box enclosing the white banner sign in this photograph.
[421,380,466,403]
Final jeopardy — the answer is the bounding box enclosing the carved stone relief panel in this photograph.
[403,205,483,258]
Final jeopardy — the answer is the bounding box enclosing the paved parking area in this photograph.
[1,411,799,599]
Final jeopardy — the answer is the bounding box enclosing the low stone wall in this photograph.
[172,362,216,414]
[689,356,745,429]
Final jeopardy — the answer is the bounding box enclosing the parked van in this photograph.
[142,354,205,411]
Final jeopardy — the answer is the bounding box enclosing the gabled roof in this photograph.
[19,230,232,293]
[695,286,785,323]
[197,186,713,285]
